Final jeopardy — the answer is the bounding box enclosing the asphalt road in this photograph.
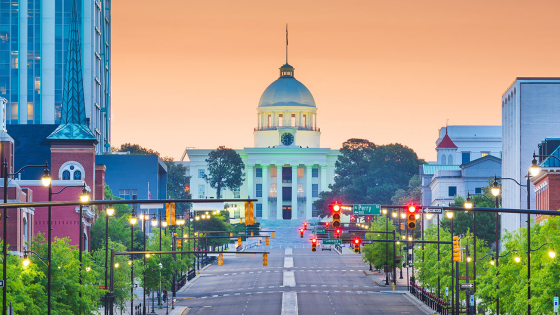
[174,226,429,315]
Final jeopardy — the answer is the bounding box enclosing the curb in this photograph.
[177,264,213,293]
[403,291,439,315]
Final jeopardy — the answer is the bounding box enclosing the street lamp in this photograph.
[151,215,158,227]
[382,209,387,215]
[426,213,433,220]
[3,161,50,315]
[104,205,114,310]
[400,212,406,219]
[491,177,501,197]
[530,155,540,177]
[464,193,473,209]
[549,251,556,259]
[446,211,454,219]
[392,212,397,218]
[514,256,521,263]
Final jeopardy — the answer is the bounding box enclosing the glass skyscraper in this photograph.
[0,0,111,153]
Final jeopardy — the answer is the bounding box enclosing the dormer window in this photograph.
[59,161,86,180]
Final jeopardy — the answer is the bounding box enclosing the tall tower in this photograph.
[254,63,320,148]
[436,127,458,164]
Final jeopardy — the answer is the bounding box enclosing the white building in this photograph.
[420,125,502,206]
[501,78,560,233]
[182,63,339,221]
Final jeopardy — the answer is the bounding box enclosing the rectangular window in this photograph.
[256,168,262,177]
[198,169,205,178]
[268,115,271,127]
[198,185,205,198]
[282,167,292,182]
[270,183,277,197]
[462,152,470,164]
[312,184,319,197]
[233,188,240,198]
[119,189,130,200]
[303,115,306,127]
[282,187,292,201]
[481,152,489,157]
[270,168,277,177]
[297,184,304,197]
[297,168,304,177]
[475,187,482,194]
[256,204,263,218]
[256,184,262,197]
[448,186,457,197]
[291,114,296,127]
[279,114,283,127]
[312,205,319,217]
[234,207,240,219]
[312,168,319,177]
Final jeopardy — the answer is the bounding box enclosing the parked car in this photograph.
[322,245,332,251]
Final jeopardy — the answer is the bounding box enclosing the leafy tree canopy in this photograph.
[314,139,425,217]
[203,146,245,199]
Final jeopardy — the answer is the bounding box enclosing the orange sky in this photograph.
[111,0,560,161]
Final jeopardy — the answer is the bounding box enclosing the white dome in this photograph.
[258,71,316,108]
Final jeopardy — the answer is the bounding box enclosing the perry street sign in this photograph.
[322,239,342,245]
[460,283,474,290]
[353,204,381,215]
[424,208,442,214]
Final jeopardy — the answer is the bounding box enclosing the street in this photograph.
[173,226,430,315]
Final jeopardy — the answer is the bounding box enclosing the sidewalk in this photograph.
[98,291,188,315]
[364,267,412,287]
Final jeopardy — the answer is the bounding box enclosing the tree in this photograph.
[114,143,160,156]
[391,174,421,205]
[165,161,191,215]
[203,146,245,199]
[314,139,425,217]
[362,216,396,270]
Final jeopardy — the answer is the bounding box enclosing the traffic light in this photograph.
[407,204,417,229]
[300,228,304,238]
[331,203,341,228]
[351,216,355,221]
[266,236,269,245]
[244,201,255,225]
[304,222,308,229]
[366,216,371,222]
[453,236,461,262]
[400,223,404,230]
[312,238,317,252]
[354,238,361,253]
[335,228,341,239]
[177,239,182,248]
[166,203,176,225]
[325,222,330,229]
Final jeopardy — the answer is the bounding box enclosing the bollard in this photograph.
[392,284,395,291]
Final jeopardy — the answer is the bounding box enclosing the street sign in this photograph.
[445,287,448,296]
[554,296,558,312]
[0,280,4,287]
[424,208,442,214]
[353,204,381,215]
[316,229,326,234]
[322,239,342,245]
[460,283,474,289]
[470,295,474,304]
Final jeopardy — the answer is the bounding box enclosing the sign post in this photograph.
[352,204,381,216]
[554,295,558,313]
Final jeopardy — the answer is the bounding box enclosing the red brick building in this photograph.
[530,139,560,223]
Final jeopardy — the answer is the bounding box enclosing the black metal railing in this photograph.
[409,282,448,315]
[187,269,196,281]
[134,304,142,315]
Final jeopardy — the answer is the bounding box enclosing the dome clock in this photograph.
[280,133,295,146]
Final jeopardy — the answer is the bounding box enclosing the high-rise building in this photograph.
[0,0,111,153]
[501,78,560,233]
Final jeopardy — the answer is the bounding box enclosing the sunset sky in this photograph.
[111,0,560,161]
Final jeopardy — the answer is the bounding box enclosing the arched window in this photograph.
[441,154,446,164]
[58,161,85,181]
[63,170,70,180]
[83,232,88,251]
[448,155,453,164]
[74,170,82,180]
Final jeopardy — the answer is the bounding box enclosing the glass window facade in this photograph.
[448,186,457,197]
[256,184,262,197]
[256,204,262,218]
[312,184,318,197]
[198,185,205,198]
[475,187,482,194]
[233,187,240,198]
[312,168,318,177]
[462,152,470,164]
[256,168,262,177]
[198,169,205,178]
[1,0,19,123]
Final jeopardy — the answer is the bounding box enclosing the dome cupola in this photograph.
[257,64,316,108]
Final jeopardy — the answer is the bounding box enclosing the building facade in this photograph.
[420,125,502,206]
[530,138,560,223]
[0,0,111,153]
[183,63,339,221]
[502,78,560,232]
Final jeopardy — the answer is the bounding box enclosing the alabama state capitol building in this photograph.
[181,63,339,221]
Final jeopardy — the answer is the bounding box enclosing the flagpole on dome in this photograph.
[286,23,288,64]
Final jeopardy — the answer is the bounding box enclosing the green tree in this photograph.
[362,216,397,270]
[391,174,421,205]
[203,146,245,199]
[165,161,191,215]
[114,143,160,156]
[314,139,425,217]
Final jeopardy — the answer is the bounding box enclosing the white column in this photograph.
[320,165,328,193]
[306,165,313,219]
[262,165,269,220]
[41,0,55,124]
[291,165,298,220]
[247,165,254,199]
[276,165,283,219]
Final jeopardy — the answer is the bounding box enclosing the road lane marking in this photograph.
[281,292,298,315]
[284,257,294,268]
[283,271,296,287]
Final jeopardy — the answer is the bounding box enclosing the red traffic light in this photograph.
[333,204,341,212]
[408,204,417,213]
[351,216,355,221]
[312,238,317,243]
[325,222,330,228]
[354,238,360,244]
[336,229,341,234]
[304,222,308,227]
[366,216,371,221]
[299,228,304,232]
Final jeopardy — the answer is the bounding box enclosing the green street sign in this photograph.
[322,239,342,245]
[353,204,381,215]
[316,229,326,234]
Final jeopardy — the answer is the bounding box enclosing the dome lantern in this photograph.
[280,64,294,78]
